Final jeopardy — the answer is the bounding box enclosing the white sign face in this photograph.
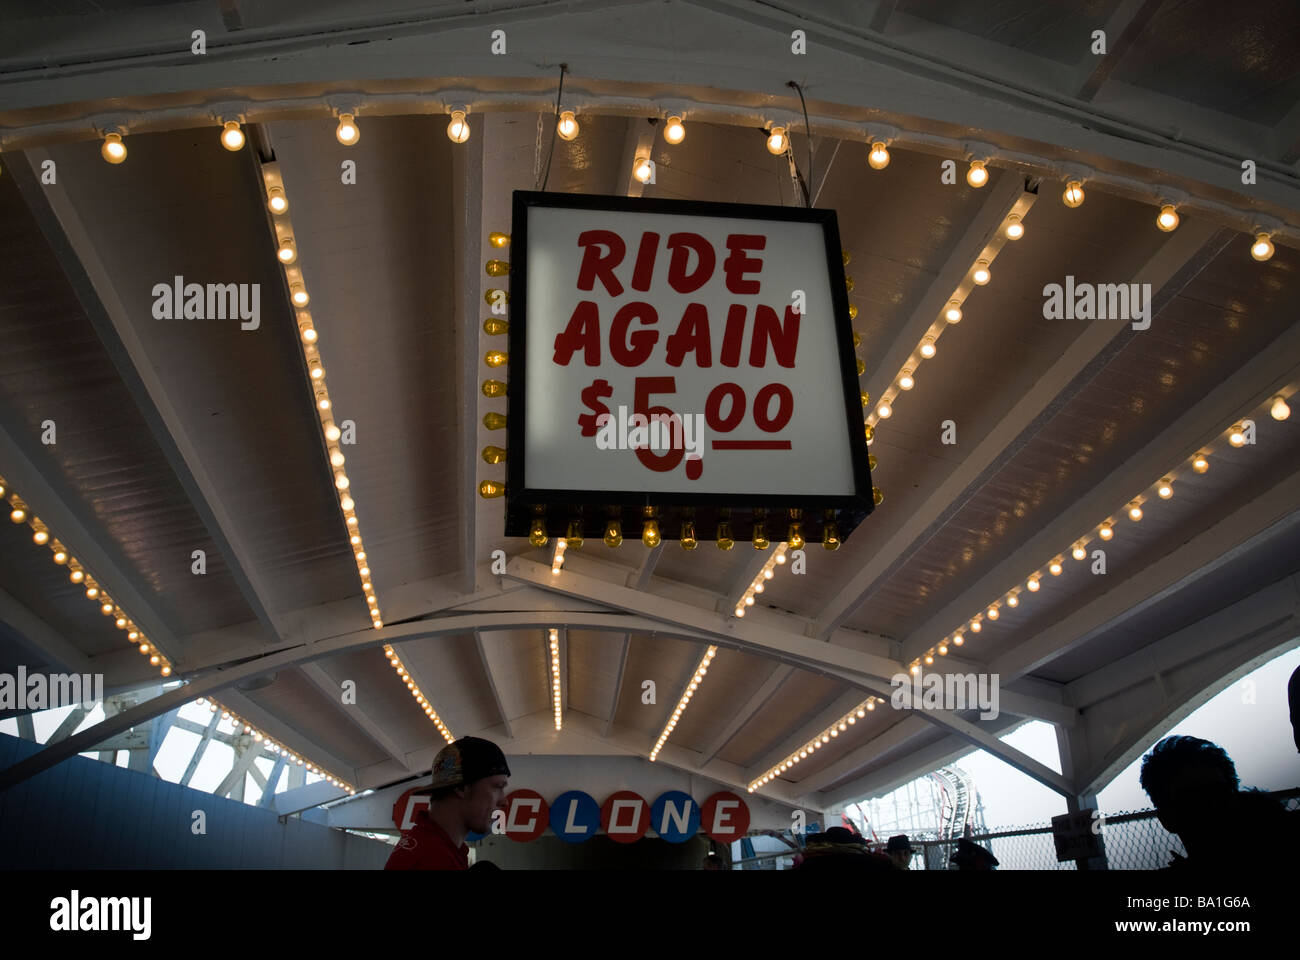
[522,203,857,496]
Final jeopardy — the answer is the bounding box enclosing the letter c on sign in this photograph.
[502,789,549,842]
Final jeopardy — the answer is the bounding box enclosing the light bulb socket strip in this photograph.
[748,696,883,791]
[919,407,1270,665]
[200,696,356,794]
[733,543,790,615]
[5,92,1294,246]
[384,643,455,740]
[504,505,870,548]
[4,480,175,678]
[649,646,717,761]
[259,162,383,628]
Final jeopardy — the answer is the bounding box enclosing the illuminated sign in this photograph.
[505,191,873,544]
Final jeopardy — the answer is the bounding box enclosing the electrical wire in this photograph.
[788,80,813,207]
[538,63,567,191]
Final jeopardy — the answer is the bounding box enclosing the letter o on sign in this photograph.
[700,791,749,842]
[600,790,650,843]
[502,789,549,842]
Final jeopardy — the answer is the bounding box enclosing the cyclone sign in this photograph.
[503,191,874,545]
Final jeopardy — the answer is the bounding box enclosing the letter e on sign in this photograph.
[700,791,750,842]
[502,789,549,842]
[600,790,651,843]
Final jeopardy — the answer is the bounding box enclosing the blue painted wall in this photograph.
[0,734,391,869]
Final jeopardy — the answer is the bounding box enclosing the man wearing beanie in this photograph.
[385,736,511,870]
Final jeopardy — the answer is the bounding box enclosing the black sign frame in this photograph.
[502,190,874,544]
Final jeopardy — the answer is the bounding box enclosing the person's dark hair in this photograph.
[426,783,466,803]
[1139,735,1239,800]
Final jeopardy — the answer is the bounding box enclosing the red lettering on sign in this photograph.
[554,300,602,366]
[749,304,800,367]
[610,302,659,367]
[666,233,715,294]
[723,234,766,294]
[720,304,747,368]
[631,231,660,292]
[664,303,713,367]
[576,230,626,296]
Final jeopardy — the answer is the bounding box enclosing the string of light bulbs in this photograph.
[384,643,455,744]
[2,474,175,678]
[649,645,717,761]
[196,695,356,793]
[748,696,884,793]
[908,399,1292,672]
[259,162,384,635]
[549,628,563,730]
[733,543,789,617]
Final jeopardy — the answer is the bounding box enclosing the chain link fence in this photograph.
[893,788,1298,870]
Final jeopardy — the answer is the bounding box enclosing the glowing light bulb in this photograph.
[899,371,914,390]
[642,519,661,548]
[877,402,892,419]
[987,606,999,619]
[716,522,734,550]
[1191,454,1209,473]
[751,522,769,550]
[663,115,686,145]
[335,113,359,145]
[822,522,840,551]
[33,530,49,545]
[603,520,623,548]
[266,187,288,214]
[277,237,297,263]
[868,141,890,169]
[1128,503,1143,521]
[221,120,245,151]
[528,518,549,548]
[1156,205,1179,232]
[557,110,579,141]
[300,325,317,343]
[633,155,654,184]
[1072,545,1086,560]
[1250,233,1274,261]
[489,232,510,248]
[478,480,505,498]
[945,302,962,323]
[1158,478,1173,499]
[972,260,991,285]
[679,520,697,550]
[52,550,67,564]
[483,317,509,336]
[1005,214,1024,239]
[481,446,505,465]
[9,507,25,523]
[1049,561,1062,576]
[970,620,981,633]
[482,380,507,398]
[1229,424,1245,447]
[1062,180,1085,208]
[1099,524,1114,541]
[966,160,988,187]
[485,350,507,368]
[290,284,309,306]
[787,523,805,550]
[71,569,84,583]
[447,110,470,144]
[1271,396,1290,421]
[767,126,787,155]
[101,132,126,164]
[1027,577,1040,592]
[920,338,936,359]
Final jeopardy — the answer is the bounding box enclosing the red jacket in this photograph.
[384,810,469,870]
